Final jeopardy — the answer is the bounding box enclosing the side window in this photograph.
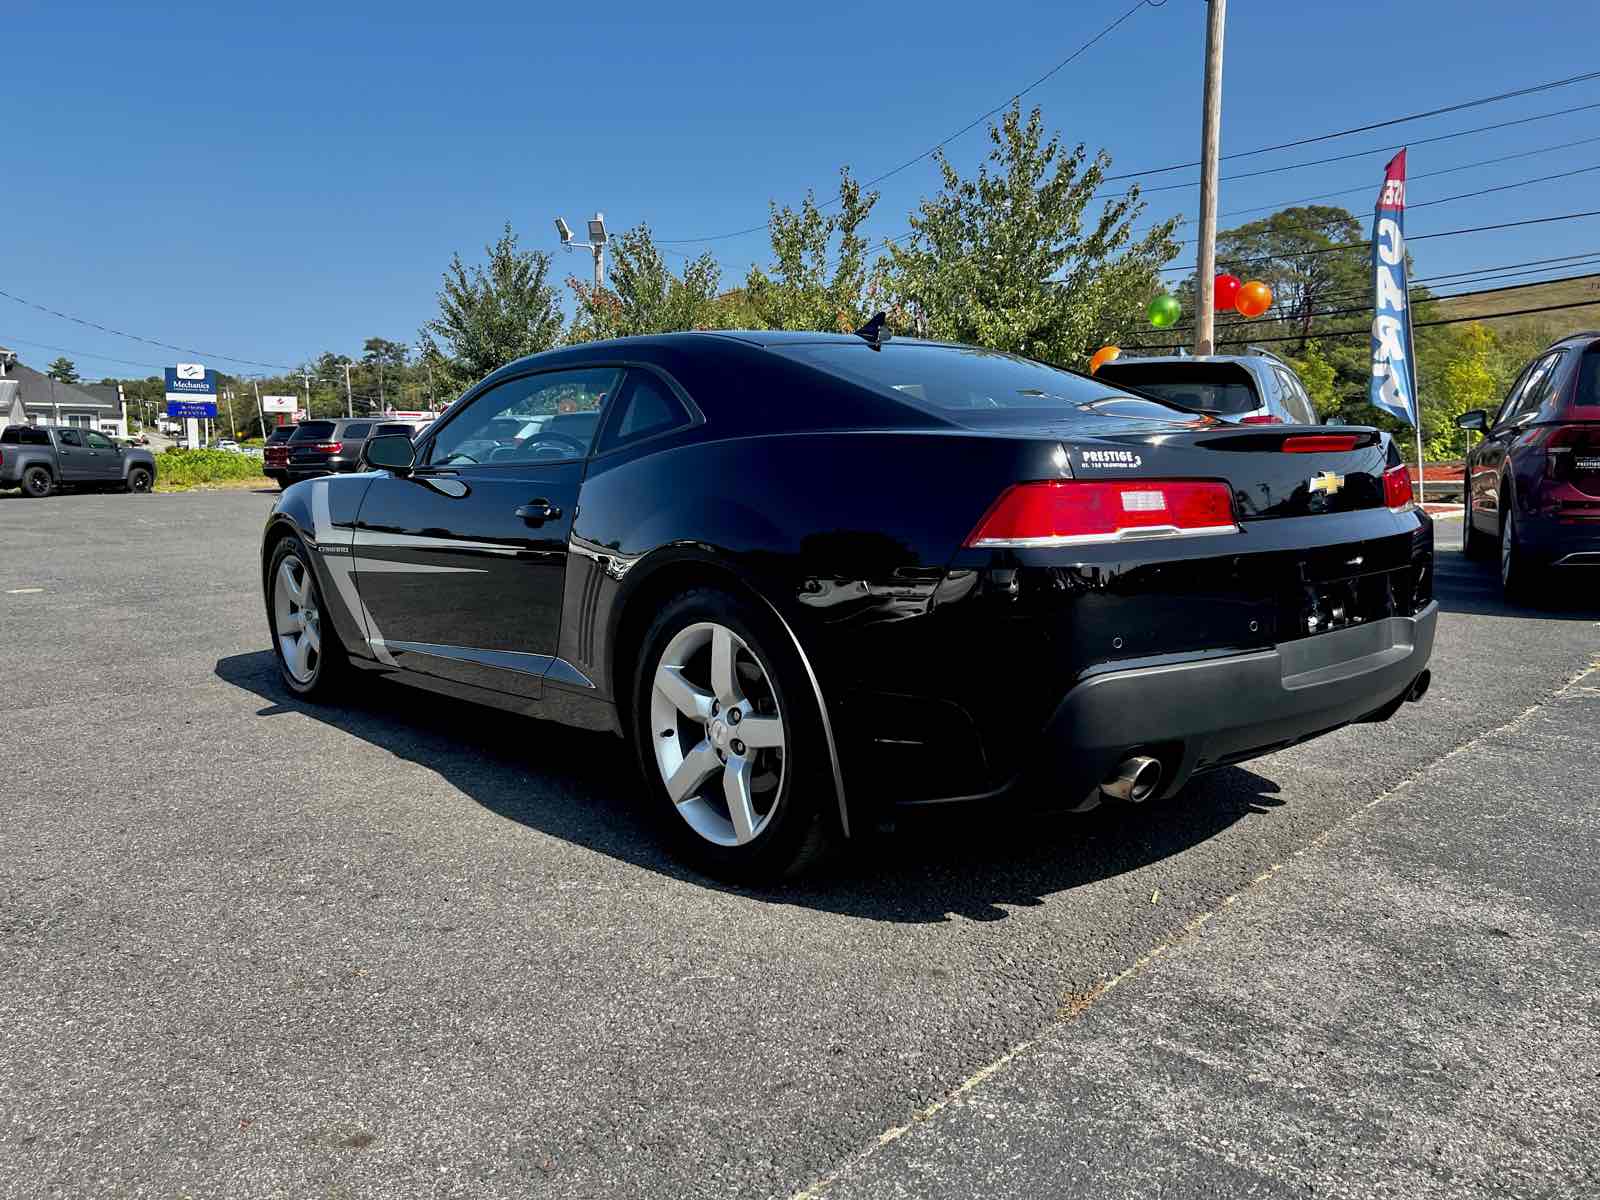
[425,367,622,467]
[84,431,114,450]
[342,423,371,439]
[1273,369,1312,424]
[57,429,84,448]
[595,369,693,454]
[1522,351,1566,421]
[1496,357,1553,426]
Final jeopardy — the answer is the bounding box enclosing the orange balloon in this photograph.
[1089,345,1121,374]
[1235,280,1273,319]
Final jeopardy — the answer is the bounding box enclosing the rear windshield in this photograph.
[773,342,1137,421]
[266,427,295,442]
[1,426,50,445]
[373,423,415,437]
[290,421,336,441]
[1096,361,1261,415]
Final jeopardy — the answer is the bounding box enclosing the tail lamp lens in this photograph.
[1239,414,1284,425]
[315,441,343,453]
[965,480,1238,548]
[1384,464,1415,511]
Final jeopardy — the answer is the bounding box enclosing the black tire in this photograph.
[1499,503,1541,604]
[266,535,347,699]
[21,466,52,498]
[631,586,835,884]
[126,466,153,494]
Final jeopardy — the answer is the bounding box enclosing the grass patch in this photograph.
[154,449,268,492]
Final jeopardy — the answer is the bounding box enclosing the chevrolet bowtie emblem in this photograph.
[1309,471,1345,496]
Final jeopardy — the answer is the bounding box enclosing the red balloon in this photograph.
[1214,274,1241,312]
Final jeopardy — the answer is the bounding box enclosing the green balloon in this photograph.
[1148,294,1181,328]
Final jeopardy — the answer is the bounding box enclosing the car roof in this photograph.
[1101,353,1279,368]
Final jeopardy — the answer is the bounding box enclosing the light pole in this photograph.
[555,213,608,287]
[343,362,354,418]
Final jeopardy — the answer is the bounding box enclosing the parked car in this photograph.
[280,419,385,485]
[260,328,1435,881]
[213,438,241,452]
[1097,348,1322,425]
[0,424,157,497]
[1457,330,1600,597]
[262,425,297,488]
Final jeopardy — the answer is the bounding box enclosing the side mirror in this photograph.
[1455,409,1488,434]
[362,434,415,475]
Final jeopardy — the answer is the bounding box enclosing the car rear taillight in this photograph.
[1283,434,1361,453]
[314,441,343,453]
[965,480,1238,548]
[1383,464,1414,511]
[1239,414,1284,425]
[1545,425,1600,480]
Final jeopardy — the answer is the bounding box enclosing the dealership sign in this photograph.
[261,394,297,414]
[165,363,218,418]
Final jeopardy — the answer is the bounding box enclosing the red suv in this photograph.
[1458,331,1600,597]
[262,424,297,489]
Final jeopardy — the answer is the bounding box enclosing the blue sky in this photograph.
[4,0,1596,380]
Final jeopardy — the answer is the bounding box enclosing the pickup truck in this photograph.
[0,424,158,497]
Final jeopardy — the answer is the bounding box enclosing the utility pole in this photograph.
[252,378,266,436]
[301,370,313,420]
[343,362,354,418]
[1194,0,1227,356]
[225,387,238,440]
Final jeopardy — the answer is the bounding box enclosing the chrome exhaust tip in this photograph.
[1406,669,1431,703]
[1103,755,1164,804]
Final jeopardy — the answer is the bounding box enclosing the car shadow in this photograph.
[216,650,1286,923]
[1432,543,1600,620]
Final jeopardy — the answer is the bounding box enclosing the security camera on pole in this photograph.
[555,213,608,286]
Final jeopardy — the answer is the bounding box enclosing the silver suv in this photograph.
[1098,348,1320,425]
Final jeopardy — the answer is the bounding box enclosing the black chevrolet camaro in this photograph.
[260,328,1436,880]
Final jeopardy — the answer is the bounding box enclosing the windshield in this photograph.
[1096,361,1261,415]
[290,421,336,441]
[773,342,1151,421]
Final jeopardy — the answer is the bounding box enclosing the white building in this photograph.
[0,348,127,437]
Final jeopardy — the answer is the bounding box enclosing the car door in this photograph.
[350,364,621,701]
[53,428,95,481]
[82,430,124,480]
[1475,354,1554,531]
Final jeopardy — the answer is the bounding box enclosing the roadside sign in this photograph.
[165,363,218,418]
[261,394,297,414]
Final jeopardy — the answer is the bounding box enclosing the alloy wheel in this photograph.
[129,469,152,493]
[649,621,787,847]
[273,554,322,684]
[1501,510,1514,587]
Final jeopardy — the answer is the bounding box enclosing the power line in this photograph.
[0,288,299,371]
[657,0,1165,244]
[1156,208,1600,275]
[1130,296,1600,351]
[1139,132,1600,238]
[0,335,170,372]
[1102,68,1600,182]
[1166,161,1600,246]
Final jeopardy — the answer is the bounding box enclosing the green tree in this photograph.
[422,222,564,386]
[46,356,80,383]
[1422,322,1500,459]
[1284,341,1338,418]
[744,168,879,332]
[567,223,731,342]
[881,102,1179,366]
[1211,206,1368,352]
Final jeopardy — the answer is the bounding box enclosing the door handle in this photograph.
[515,499,562,525]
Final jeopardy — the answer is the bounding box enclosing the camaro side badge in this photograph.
[1080,448,1142,469]
[1309,471,1346,496]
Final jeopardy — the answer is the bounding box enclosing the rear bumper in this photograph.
[1038,601,1437,803]
[1516,510,1600,563]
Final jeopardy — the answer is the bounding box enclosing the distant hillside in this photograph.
[1427,272,1600,338]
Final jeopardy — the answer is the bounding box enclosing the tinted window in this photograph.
[778,343,1131,421]
[1576,346,1600,408]
[1097,360,1261,415]
[374,423,415,437]
[1516,351,1564,420]
[427,367,621,466]
[57,429,84,447]
[341,423,371,439]
[17,426,49,445]
[596,370,691,453]
[266,427,296,443]
[84,431,115,450]
[1274,368,1315,424]
[0,427,17,444]
[291,421,336,441]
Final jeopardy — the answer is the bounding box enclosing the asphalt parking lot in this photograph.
[3,488,1597,1199]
